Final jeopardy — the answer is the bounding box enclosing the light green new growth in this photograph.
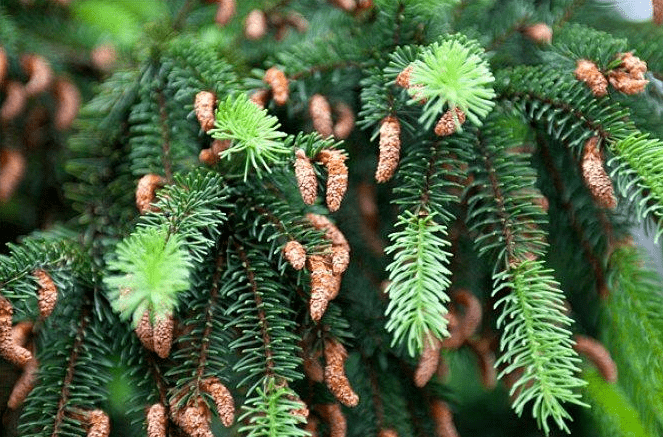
[410,34,496,128]
[210,94,289,181]
[104,226,192,326]
[494,260,586,434]
[384,211,452,357]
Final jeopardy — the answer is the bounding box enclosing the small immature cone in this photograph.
[310,94,333,138]
[414,334,442,387]
[53,78,81,130]
[376,116,401,183]
[620,52,647,76]
[199,139,230,166]
[173,402,214,437]
[21,54,52,97]
[574,334,618,383]
[522,23,552,44]
[0,148,26,201]
[378,430,399,437]
[434,107,466,137]
[307,254,334,321]
[575,59,608,97]
[86,409,111,437]
[201,377,235,427]
[0,47,7,85]
[1,81,28,121]
[135,310,155,352]
[329,0,356,11]
[194,91,216,132]
[307,213,349,248]
[249,89,271,109]
[146,403,167,437]
[215,0,236,26]
[263,67,289,106]
[395,65,413,89]
[438,311,464,350]
[303,350,325,382]
[430,400,460,437]
[136,174,165,213]
[7,357,38,409]
[34,269,57,318]
[153,314,174,359]
[453,290,482,340]
[323,338,359,407]
[11,321,33,348]
[90,43,117,71]
[607,70,648,95]
[316,149,348,212]
[333,102,355,140]
[467,338,497,389]
[581,137,616,209]
[284,240,307,270]
[286,12,309,32]
[294,149,318,205]
[317,403,347,437]
[655,0,663,24]
[245,9,268,41]
[0,296,33,367]
[331,245,350,275]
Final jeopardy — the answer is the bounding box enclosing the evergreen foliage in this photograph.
[2,1,663,437]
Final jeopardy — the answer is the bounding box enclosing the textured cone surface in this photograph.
[575,60,608,97]
[324,339,359,406]
[309,94,333,137]
[307,213,349,247]
[7,357,37,409]
[396,65,413,88]
[434,108,466,137]
[264,67,289,105]
[249,89,270,108]
[331,245,350,275]
[307,255,334,321]
[316,149,348,212]
[295,149,318,205]
[607,70,648,94]
[195,91,216,132]
[414,335,442,387]
[0,296,33,366]
[34,269,57,318]
[284,240,307,270]
[153,314,174,358]
[174,403,214,437]
[574,334,618,383]
[581,137,616,209]
[87,409,111,437]
[656,0,663,24]
[201,377,235,427]
[147,403,167,437]
[376,116,401,182]
[135,310,155,352]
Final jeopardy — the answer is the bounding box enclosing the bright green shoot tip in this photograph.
[410,34,496,129]
[209,94,289,181]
